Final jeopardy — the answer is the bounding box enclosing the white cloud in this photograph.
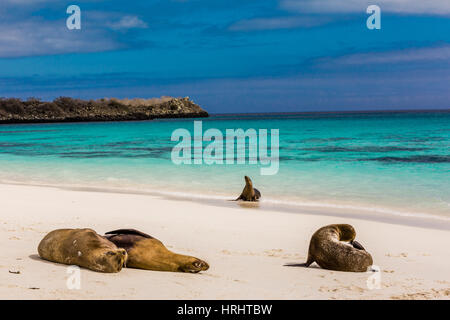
[0,19,120,58]
[107,16,148,30]
[281,0,450,15]
[3,0,59,5]
[229,16,331,31]
[0,10,148,58]
[326,45,450,65]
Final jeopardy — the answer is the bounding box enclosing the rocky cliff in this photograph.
[0,96,208,124]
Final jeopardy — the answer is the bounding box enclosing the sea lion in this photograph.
[104,229,209,273]
[304,224,373,272]
[38,228,127,273]
[234,176,261,201]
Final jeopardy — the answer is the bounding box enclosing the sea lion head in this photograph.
[336,224,356,242]
[244,176,252,186]
[94,248,128,273]
[178,258,210,273]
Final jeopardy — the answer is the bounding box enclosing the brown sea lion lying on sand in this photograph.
[304,224,373,272]
[105,229,209,273]
[234,176,261,201]
[38,228,127,273]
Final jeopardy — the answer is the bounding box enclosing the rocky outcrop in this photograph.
[0,96,208,124]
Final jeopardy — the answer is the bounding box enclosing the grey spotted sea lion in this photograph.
[234,176,261,201]
[304,224,373,272]
[38,228,127,273]
[104,229,209,273]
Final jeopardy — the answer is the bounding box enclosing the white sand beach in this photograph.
[0,183,449,300]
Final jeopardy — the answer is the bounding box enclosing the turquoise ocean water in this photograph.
[0,111,449,222]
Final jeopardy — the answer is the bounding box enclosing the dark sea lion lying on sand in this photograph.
[304,224,373,272]
[105,229,209,273]
[38,228,127,273]
[234,176,261,201]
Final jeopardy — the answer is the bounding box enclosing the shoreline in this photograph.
[1,182,449,299]
[1,181,449,231]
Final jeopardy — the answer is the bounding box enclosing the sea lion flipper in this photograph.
[105,229,152,239]
[351,240,366,251]
[305,255,314,267]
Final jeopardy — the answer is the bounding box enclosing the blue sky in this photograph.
[0,0,449,113]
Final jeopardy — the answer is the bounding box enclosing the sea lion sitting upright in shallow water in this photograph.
[105,229,209,273]
[38,228,127,273]
[304,224,373,272]
[234,176,261,201]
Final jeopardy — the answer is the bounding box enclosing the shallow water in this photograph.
[0,111,449,221]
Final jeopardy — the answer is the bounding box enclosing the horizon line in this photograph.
[209,108,450,116]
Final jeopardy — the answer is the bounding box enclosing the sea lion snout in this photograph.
[118,248,128,267]
[194,259,209,271]
[184,259,209,273]
[101,248,128,272]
